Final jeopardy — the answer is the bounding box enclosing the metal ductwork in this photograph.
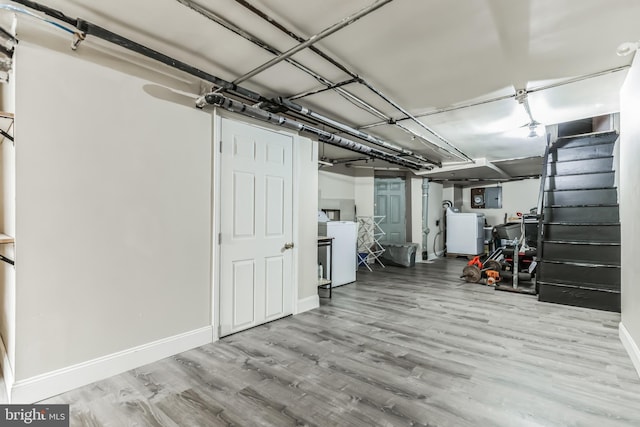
[198,93,433,171]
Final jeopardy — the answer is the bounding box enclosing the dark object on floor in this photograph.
[380,243,419,267]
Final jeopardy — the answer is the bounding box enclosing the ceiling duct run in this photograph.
[198,93,434,171]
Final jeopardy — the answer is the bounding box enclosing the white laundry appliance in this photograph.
[446,208,485,255]
[318,220,358,287]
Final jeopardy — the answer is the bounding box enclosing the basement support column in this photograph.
[422,179,429,260]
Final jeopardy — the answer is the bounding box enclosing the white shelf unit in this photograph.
[357,215,386,271]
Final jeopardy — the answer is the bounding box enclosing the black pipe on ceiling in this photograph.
[201,93,433,171]
[271,97,441,167]
[10,0,438,168]
[11,0,265,104]
[174,0,439,166]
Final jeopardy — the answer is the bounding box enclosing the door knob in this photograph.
[284,242,294,250]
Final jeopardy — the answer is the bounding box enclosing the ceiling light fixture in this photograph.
[515,89,544,138]
[528,121,542,138]
[616,41,640,57]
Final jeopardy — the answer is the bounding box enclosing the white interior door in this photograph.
[219,118,294,337]
[375,177,406,244]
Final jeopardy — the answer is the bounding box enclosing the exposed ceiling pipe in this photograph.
[358,80,474,162]
[174,0,344,92]
[230,0,393,85]
[10,0,268,103]
[234,0,357,78]
[527,65,629,94]
[174,0,436,165]
[176,0,387,129]
[175,0,449,164]
[272,97,440,166]
[361,65,630,128]
[289,78,360,100]
[234,0,473,163]
[174,0,437,165]
[199,93,433,170]
[12,0,435,168]
[359,93,516,129]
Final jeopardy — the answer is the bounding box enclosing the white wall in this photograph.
[461,179,540,226]
[620,54,640,379]
[318,167,356,221]
[354,168,375,217]
[296,138,319,301]
[12,37,213,398]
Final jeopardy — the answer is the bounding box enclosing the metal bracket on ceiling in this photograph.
[70,31,85,50]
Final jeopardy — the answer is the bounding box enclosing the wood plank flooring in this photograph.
[43,258,640,426]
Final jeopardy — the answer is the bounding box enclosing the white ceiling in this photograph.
[8,0,640,179]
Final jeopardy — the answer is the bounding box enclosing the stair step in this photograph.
[538,281,620,312]
[544,205,619,224]
[550,143,614,162]
[545,240,620,246]
[555,131,619,149]
[545,187,618,206]
[542,241,620,265]
[538,261,620,290]
[547,157,613,176]
[545,171,614,191]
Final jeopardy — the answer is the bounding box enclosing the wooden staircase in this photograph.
[537,131,620,312]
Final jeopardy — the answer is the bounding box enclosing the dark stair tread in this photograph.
[548,170,616,178]
[553,141,614,150]
[555,131,619,148]
[544,221,620,227]
[544,170,614,178]
[547,204,619,208]
[544,240,620,246]
[544,187,617,192]
[547,155,613,164]
[557,130,617,138]
[537,280,621,293]
[542,257,620,270]
[542,221,619,226]
[538,284,620,312]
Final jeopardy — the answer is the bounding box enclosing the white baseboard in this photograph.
[620,322,640,380]
[10,326,213,404]
[427,250,445,261]
[295,294,319,314]
[0,335,14,403]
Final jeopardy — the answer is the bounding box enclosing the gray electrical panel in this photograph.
[485,187,502,209]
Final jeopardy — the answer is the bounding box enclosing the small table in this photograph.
[317,236,334,298]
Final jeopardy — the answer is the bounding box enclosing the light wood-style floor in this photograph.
[44,258,640,426]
